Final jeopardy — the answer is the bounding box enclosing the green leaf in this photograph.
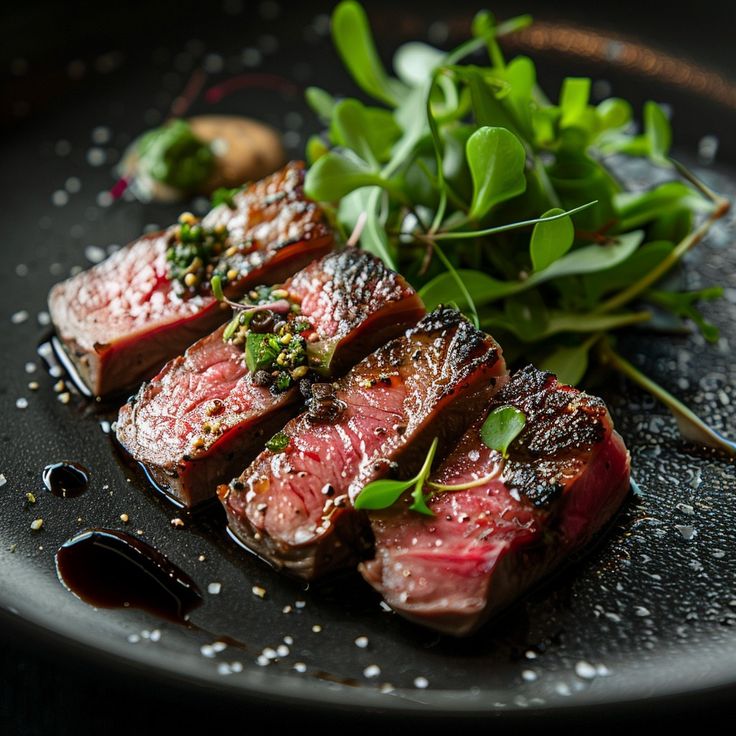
[305,135,329,165]
[331,99,401,164]
[503,291,549,341]
[533,229,645,281]
[265,432,290,453]
[560,77,591,127]
[466,126,527,220]
[331,1,407,106]
[210,186,241,210]
[480,405,527,458]
[419,269,522,311]
[539,342,591,386]
[647,287,724,343]
[245,333,280,373]
[393,41,445,86]
[530,207,574,271]
[615,182,707,231]
[595,97,632,131]
[305,87,336,123]
[353,478,414,510]
[304,152,391,202]
[582,240,674,303]
[644,101,672,166]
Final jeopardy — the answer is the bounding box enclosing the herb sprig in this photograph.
[304,1,733,456]
[355,410,520,516]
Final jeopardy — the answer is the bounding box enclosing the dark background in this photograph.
[2,1,735,733]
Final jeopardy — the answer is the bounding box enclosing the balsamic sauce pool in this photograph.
[55,529,202,622]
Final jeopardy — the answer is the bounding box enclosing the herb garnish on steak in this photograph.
[49,161,333,397]
[361,365,631,636]
[218,307,507,580]
[116,248,424,507]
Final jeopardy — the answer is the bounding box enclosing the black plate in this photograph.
[2,0,736,717]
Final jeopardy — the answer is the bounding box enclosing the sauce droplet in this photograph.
[55,529,202,622]
[42,462,90,498]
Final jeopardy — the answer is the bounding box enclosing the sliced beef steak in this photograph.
[49,161,332,397]
[116,248,424,507]
[219,308,507,580]
[361,365,631,636]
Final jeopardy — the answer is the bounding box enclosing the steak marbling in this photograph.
[218,308,507,580]
[361,365,631,636]
[49,162,332,397]
[116,248,424,507]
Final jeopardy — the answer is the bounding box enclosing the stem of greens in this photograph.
[432,201,598,241]
[410,437,440,515]
[597,339,736,457]
[596,198,730,314]
[427,463,503,492]
[430,240,480,328]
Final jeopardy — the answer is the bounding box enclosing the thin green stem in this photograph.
[596,199,729,314]
[432,240,480,328]
[427,465,502,492]
[431,201,597,241]
[597,340,736,457]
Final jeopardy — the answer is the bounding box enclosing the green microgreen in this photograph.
[265,431,291,453]
[211,186,242,209]
[479,406,527,457]
[354,437,439,516]
[303,1,732,455]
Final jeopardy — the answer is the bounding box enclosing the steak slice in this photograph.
[115,248,425,507]
[361,365,631,636]
[218,308,507,580]
[49,161,332,397]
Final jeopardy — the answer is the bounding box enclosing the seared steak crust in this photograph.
[494,365,609,506]
[219,308,507,580]
[49,161,332,397]
[115,249,424,507]
[361,365,630,636]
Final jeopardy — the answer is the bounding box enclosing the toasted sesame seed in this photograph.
[120,513,129,523]
[252,585,266,598]
[170,517,185,528]
[26,492,36,504]
[311,624,322,633]
[30,518,44,531]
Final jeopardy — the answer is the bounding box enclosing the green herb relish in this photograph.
[135,119,215,191]
[223,286,315,393]
[166,212,230,295]
[265,431,290,453]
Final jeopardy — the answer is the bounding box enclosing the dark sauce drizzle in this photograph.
[55,529,202,623]
[42,462,90,498]
[37,336,93,398]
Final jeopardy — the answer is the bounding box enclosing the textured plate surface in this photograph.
[1,0,735,716]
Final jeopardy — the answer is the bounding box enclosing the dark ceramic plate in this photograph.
[1,0,736,718]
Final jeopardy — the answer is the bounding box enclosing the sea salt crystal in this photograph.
[363,664,381,679]
[413,676,429,689]
[354,636,369,649]
[11,310,29,324]
[575,661,598,680]
[208,582,222,595]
